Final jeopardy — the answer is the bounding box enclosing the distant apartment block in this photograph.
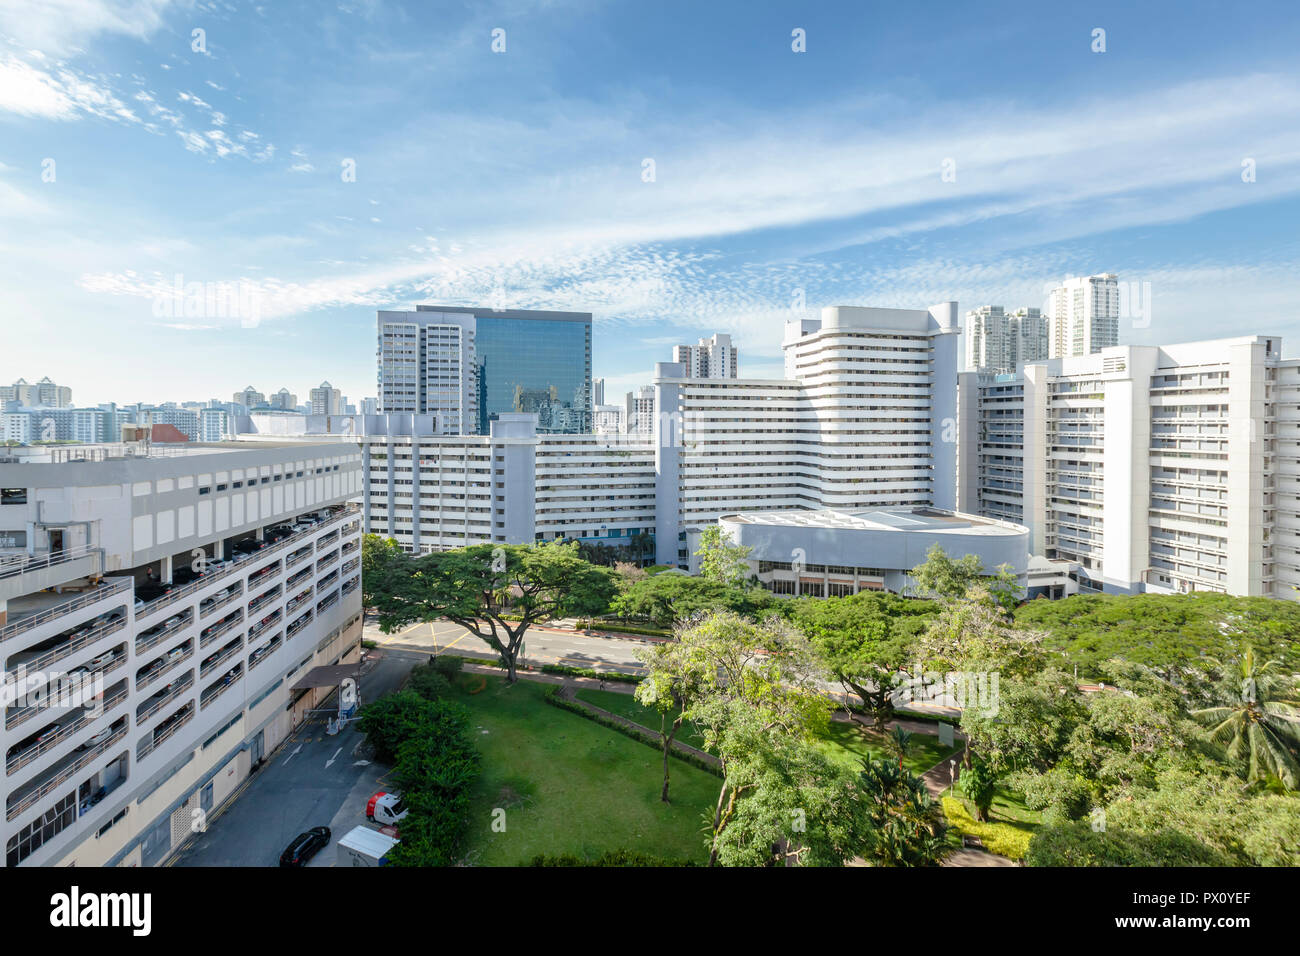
[309,382,343,417]
[1,378,72,410]
[1047,273,1120,358]
[673,333,738,379]
[965,306,1049,374]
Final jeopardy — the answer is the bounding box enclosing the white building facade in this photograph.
[0,442,363,867]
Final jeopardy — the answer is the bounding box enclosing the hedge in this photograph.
[542,686,722,778]
[941,796,1032,860]
[539,663,643,684]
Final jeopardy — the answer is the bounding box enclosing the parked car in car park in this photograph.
[77,725,113,750]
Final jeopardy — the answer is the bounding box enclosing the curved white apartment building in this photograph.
[0,441,363,867]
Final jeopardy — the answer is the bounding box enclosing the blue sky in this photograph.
[2,0,1300,407]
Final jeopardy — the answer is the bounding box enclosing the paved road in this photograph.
[369,618,654,675]
[170,646,421,867]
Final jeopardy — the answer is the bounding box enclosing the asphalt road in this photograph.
[170,646,422,867]
[369,617,654,675]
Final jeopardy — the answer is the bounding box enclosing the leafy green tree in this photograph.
[634,639,704,802]
[858,757,948,866]
[643,611,837,865]
[360,533,404,608]
[705,700,872,867]
[886,726,913,770]
[782,591,935,732]
[611,572,775,628]
[1191,644,1300,790]
[693,525,753,588]
[917,589,1048,680]
[955,753,999,822]
[1012,592,1300,679]
[909,542,1021,610]
[368,541,617,683]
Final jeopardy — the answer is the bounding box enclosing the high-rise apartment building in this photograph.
[269,389,297,411]
[0,441,363,867]
[1,378,72,409]
[233,387,265,410]
[1047,274,1120,358]
[593,404,625,435]
[970,335,1300,600]
[624,386,654,437]
[673,333,738,379]
[309,382,343,416]
[377,306,592,435]
[965,306,1049,374]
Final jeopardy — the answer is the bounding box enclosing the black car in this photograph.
[264,525,295,543]
[279,826,331,867]
[135,582,172,603]
[172,566,205,586]
[232,538,267,555]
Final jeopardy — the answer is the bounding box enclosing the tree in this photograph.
[611,573,774,628]
[693,525,752,588]
[783,591,935,732]
[1190,644,1300,790]
[360,533,404,608]
[368,541,617,683]
[886,725,913,770]
[634,639,704,803]
[916,588,1048,681]
[858,757,948,866]
[909,542,1020,610]
[955,753,998,822]
[639,611,839,865]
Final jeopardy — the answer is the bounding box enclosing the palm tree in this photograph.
[885,725,914,771]
[1191,644,1300,790]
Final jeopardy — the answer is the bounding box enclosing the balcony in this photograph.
[0,579,132,646]
[137,702,195,760]
[137,642,194,692]
[200,638,244,679]
[199,610,244,649]
[7,719,127,821]
[5,683,128,774]
[134,504,359,621]
[136,670,195,727]
[200,665,243,710]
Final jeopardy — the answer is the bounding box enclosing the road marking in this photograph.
[282,744,303,765]
[398,621,427,636]
[325,747,342,768]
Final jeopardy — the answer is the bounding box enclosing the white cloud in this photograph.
[0,0,178,56]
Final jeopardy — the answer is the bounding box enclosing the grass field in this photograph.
[455,676,718,865]
[574,687,957,776]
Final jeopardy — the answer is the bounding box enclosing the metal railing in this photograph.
[134,613,192,656]
[137,705,194,760]
[248,611,282,641]
[200,667,243,710]
[136,645,193,692]
[247,586,282,615]
[7,723,127,821]
[0,544,102,582]
[0,579,132,645]
[4,659,126,732]
[247,636,282,671]
[136,672,195,726]
[198,585,243,619]
[5,685,128,774]
[286,588,313,614]
[135,505,358,621]
[199,612,244,650]
[200,640,243,679]
[17,617,127,673]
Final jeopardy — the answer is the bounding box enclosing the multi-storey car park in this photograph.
[0,441,363,867]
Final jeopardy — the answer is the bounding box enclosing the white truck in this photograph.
[336,825,400,867]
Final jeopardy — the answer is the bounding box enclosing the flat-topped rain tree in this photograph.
[369,541,617,683]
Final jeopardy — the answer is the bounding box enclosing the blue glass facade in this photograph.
[475,313,592,433]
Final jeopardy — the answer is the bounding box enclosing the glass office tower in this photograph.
[377,306,592,434]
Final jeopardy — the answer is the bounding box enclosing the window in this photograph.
[199,487,211,495]
[2,488,28,505]
[233,481,243,489]
[216,484,228,492]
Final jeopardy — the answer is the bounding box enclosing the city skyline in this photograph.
[2,1,1300,406]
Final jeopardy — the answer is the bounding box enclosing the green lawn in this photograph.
[455,676,718,865]
[812,718,958,776]
[575,687,957,777]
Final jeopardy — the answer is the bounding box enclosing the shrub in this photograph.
[941,796,1032,860]
[538,662,643,684]
[527,849,697,867]
[407,664,452,701]
[1024,821,1234,867]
